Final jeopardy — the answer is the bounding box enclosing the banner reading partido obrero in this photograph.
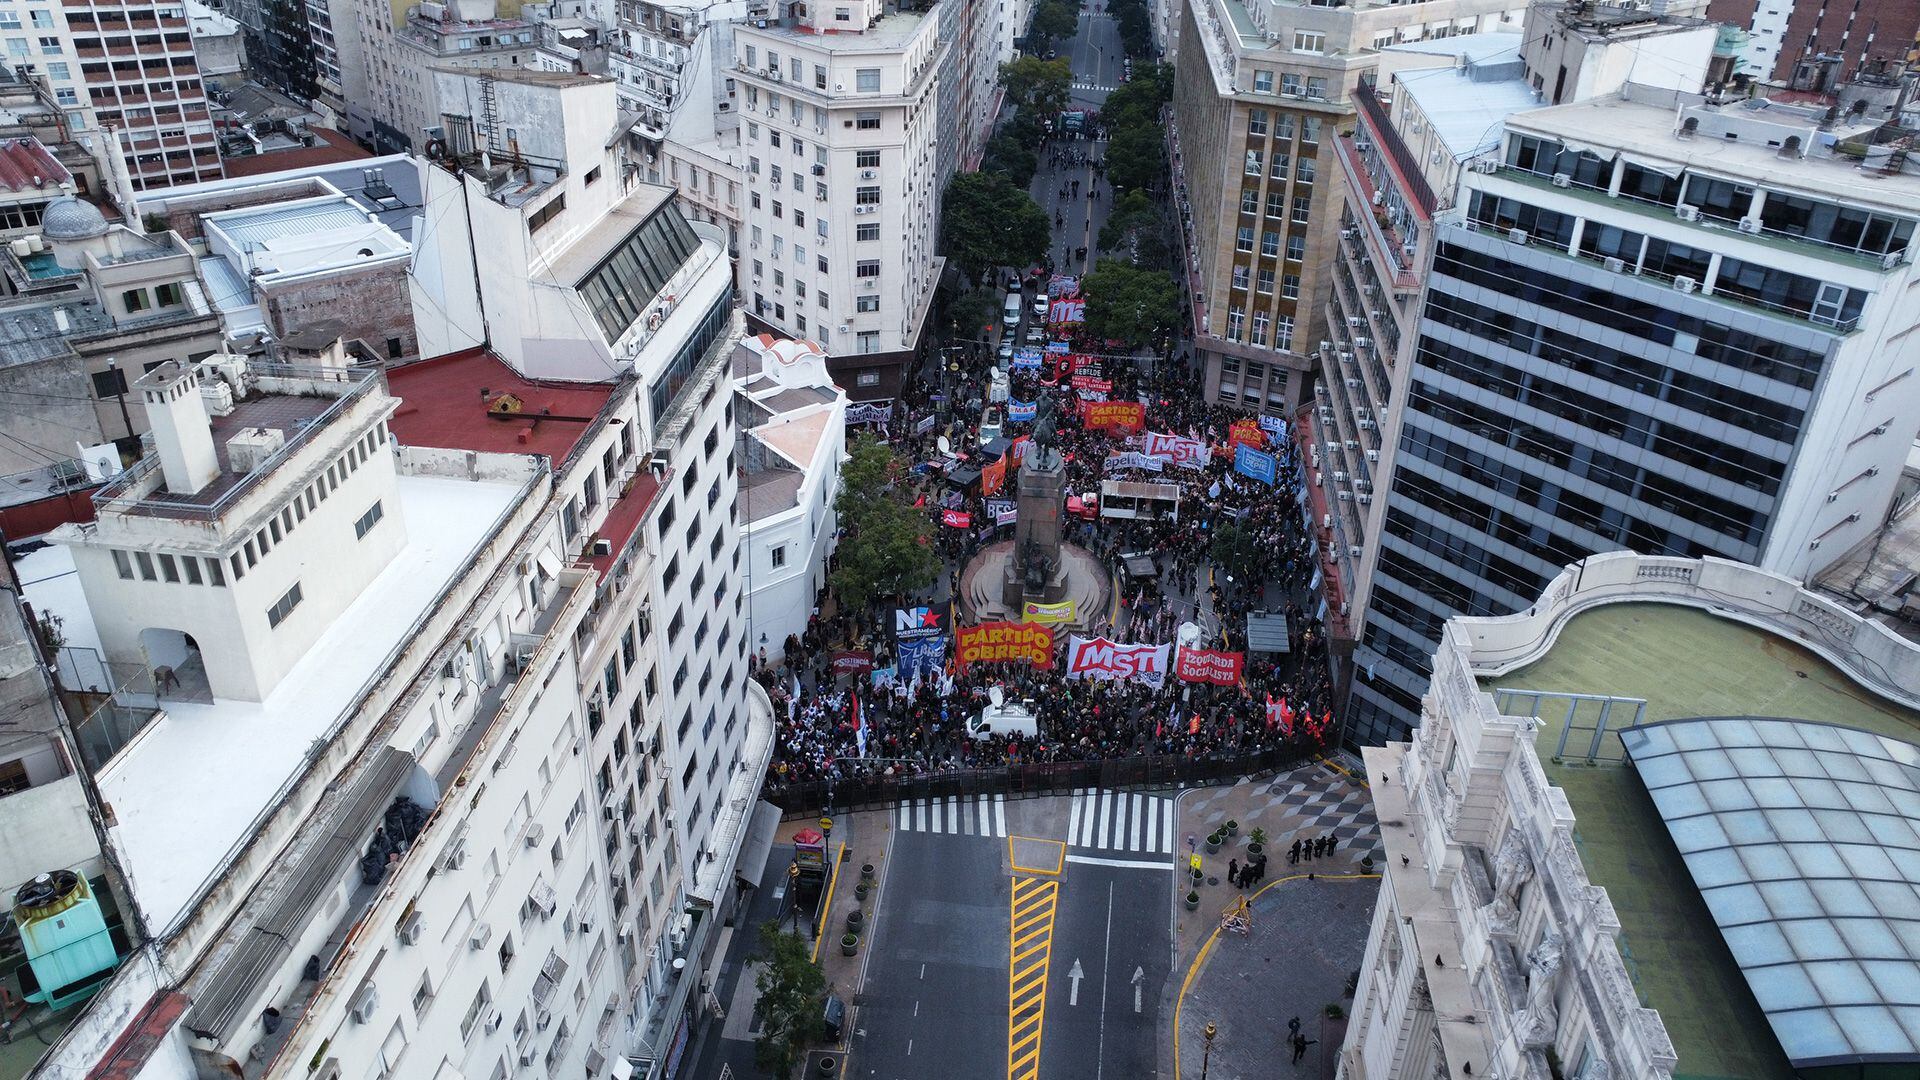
[1063,635,1171,688]
[954,621,1057,669]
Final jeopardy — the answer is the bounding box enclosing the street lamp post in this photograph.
[1200,1021,1218,1080]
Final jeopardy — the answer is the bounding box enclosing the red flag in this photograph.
[1188,715,1201,735]
[1264,693,1282,730]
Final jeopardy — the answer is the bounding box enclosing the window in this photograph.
[855,186,880,205]
[1231,265,1250,290]
[458,982,492,1041]
[1248,108,1268,136]
[1286,234,1305,260]
[771,545,788,568]
[1226,306,1245,340]
[585,165,601,186]
[1252,70,1273,93]
[91,368,127,398]
[1292,195,1312,223]
[856,149,880,168]
[112,550,133,579]
[1266,191,1285,217]
[855,260,880,277]
[355,500,385,538]
[135,552,155,580]
[1250,311,1270,346]
[267,582,303,628]
[1236,226,1254,252]
[1261,231,1280,257]
[0,13,17,29]
[1270,154,1290,180]
[1257,268,1276,294]
[856,111,881,130]
[856,331,879,354]
[1281,73,1302,96]
[1293,30,1324,52]
[1296,157,1316,184]
[1244,149,1262,176]
[856,222,880,241]
[857,294,880,311]
[1282,273,1300,299]
[1241,189,1259,214]
[856,68,881,92]
[122,288,149,313]
[1306,77,1328,98]
[1275,315,1295,351]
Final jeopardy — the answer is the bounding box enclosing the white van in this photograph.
[968,686,1039,740]
[1003,292,1023,329]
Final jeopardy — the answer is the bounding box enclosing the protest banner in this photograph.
[1064,635,1171,688]
[985,498,1018,526]
[1008,399,1038,422]
[1175,648,1244,686]
[1228,418,1266,450]
[914,414,936,436]
[1234,445,1277,485]
[1021,600,1075,624]
[1103,451,1165,474]
[1142,431,1209,468]
[1257,414,1288,440]
[830,650,875,676]
[954,622,1056,669]
[1082,400,1144,433]
[941,508,972,528]
[980,455,1008,497]
[894,607,944,641]
[896,636,945,679]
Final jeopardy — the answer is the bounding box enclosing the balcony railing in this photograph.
[1354,82,1435,218]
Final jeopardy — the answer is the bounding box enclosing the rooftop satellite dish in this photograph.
[937,435,951,455]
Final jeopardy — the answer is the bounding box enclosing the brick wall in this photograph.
[260,264,419,364]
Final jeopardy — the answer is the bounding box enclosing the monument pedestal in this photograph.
[1002,448,1069,611]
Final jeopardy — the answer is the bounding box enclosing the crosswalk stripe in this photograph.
[979,796,990,836]
[1130,793,1144,850]
[995,793,1007,837]
[947,795,960,834]
[1161,800,1175,853]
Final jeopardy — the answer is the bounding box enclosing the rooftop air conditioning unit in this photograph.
[536,1007,553,1031]
[1507,228,1529,245]
[1472,158,1499,173]
[525,824,546,848]
[1603,256,1626,273]
[811,164,825,175]
[1340,228,1356,239]
[469,921,494,950]
[484,1008,504,1034]
[1550,172,1571,188]
[1318,340,1332,352]
[1672,275,1699,294]
[441,838,468,871]
[1333,471,1348,482]
[1358,494,1372,504]
[350,986,379,1024]
[1359,419,1375,430]
[1346,316,1361,327]
[1322,514,1332,528]
[1353,336,1371,348]
[1738,217,1762,234]
[1314,470,1324,486]
[399,911,424,945]
[1367,449,1379,462]
[1675,205,1700,222]
[519,1046,539,1066]
[592,538,612,557]
[1338,351,1354,362]
[1338,491,1353,501]
[1348,545,1364,557]
[860,169,877,179]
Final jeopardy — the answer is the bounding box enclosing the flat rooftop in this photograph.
[1509,93,1920,213]
[538,183,676,286]
[1489,602,1920,1080]
[1816,502,1920,647]
[1394,64,1543,159]
[386,349,620,466]
[19,473,522,932]
[746,10,928,51]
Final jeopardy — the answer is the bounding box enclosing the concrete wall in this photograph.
[0,355,111,474]
[261,263,420,363]
[0,770,102,888]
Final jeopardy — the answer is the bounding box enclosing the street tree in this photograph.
[984,132,1038,188]
[999,56,1072,118]
[1080,258,1179,351]
[751,924,827,1076]
[1210,523,1263,572]
[1028,0,1078,49]
[1100,64,1172,129]
[832,437,942,610]
[1103,122,1167,195]
[947,285,1004,344]
[940,170,1050,283]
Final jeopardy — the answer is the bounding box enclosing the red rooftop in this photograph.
[386,349,622,465]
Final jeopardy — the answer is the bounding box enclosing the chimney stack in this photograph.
[134,361,220,495]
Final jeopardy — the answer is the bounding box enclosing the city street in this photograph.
[1031,5,1126,278]
[855,793,1174,1079]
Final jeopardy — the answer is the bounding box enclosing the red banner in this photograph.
[1142,431,1210,468]
[941,509,971,528]
[1071,374,1113,393]
[829,650,874,676]
[1228,418,1266,450]
[981,454,1008,497]
[1176,648,1244,686]
[1081,400,1144,433]
[954,621,1056,668]
[1010,435,1032,465]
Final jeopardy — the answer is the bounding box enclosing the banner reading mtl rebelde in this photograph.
[1175,648,1244,686]
[955,622,1057,669]
[1063,635,1171,688]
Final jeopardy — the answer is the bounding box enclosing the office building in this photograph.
[733,0,946,400]
[1706,0,1920,86]
[1168,0,1524,413]
[1343,33,1920,744]
[1342,551,1920,1079]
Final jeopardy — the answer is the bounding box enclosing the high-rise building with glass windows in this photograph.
[1344,55,1920,743]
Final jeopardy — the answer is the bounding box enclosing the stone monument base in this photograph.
[957,541,1112,635]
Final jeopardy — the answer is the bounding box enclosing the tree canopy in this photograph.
[999,55,1072,118]
[751,924,827,1076]
[983,131,1038,189]
[1103,122,1167,195]
[940,170,1049,283]
[1080,258,1180,351]
[1028,0,1079,47]
[831,436,942,610]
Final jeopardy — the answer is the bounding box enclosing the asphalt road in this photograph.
[1038,860,1170,1079]
[858,829,1009,1078]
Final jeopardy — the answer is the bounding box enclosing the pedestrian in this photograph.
[1289,838,1301,864]
[1288,1016,1300,1036]
[1325,832,1337,854]
[1291,1032,1315,1064]
[1228,858,1238,888]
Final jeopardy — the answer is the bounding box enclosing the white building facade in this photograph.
[732,0,945,401]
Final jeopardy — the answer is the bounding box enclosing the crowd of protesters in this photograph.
[757,324,1338,794]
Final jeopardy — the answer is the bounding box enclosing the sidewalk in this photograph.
[1168,761,1382,1079]
[771,809,895,1062]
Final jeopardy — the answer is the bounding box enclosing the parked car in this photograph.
[1032,293,1049,318]
[997,340,1015,364]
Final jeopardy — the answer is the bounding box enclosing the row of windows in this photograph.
[1229,265,1299,297]
[1431,241,1831,390]
[108,426,387,588]
[1422,292,1803,473]
[1242,149,1317,185]
[1233,227,1307,261]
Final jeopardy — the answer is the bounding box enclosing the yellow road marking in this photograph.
[1007,875,1060,1080]
[809,840,848,965]
[1008,835,1067,876]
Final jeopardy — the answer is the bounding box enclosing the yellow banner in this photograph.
[1022,600,1076,624]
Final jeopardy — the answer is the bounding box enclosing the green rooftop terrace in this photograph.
[1485,602,1920,1080]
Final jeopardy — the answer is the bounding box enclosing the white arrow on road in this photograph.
[1132,966,1144,1013]
[1068,959,1085,1006]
